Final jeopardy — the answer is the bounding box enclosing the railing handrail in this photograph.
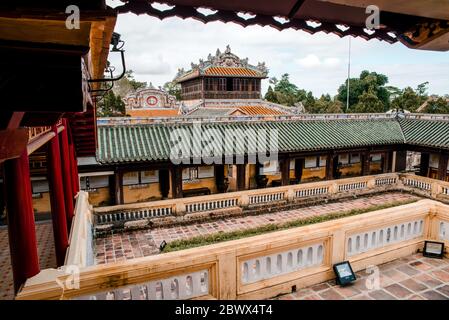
[93,172,398,217]
[65,191,93,267]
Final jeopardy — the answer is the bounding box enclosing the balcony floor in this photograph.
[0,221,56,300]
[94,192,420,265]
[272,253,449,300]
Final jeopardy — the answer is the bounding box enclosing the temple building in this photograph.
[123,85,180,118]
[175,45,300,117]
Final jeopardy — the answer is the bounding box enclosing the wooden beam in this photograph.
[0,128,29,163]
[288,0,306,19]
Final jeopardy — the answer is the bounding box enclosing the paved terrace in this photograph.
[273,253,449,300]
[94,192,419,265]
[0,222,56,300]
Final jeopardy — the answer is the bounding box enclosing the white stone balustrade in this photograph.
[403,178,432,191]
[241,243,324,284]
[347,218,424,257]
[440,221,449,242]
[96,205,173,224]
[295,186,329,198]
[185,198,238,213]
[92,173,449,227]
[74,270,209,300]
[249,191,285,205]
[338,181,368,192]
[375,177,397,186]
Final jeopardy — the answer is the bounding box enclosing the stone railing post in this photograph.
[330,181,339,195]
[426,204,440,240]
[431,181,440,199]
[287,188,295,202]
[330,229,346,265]
[239,194,249,208]
[367,176,376,189]
[217,251,237,299]
[174,202,186,216]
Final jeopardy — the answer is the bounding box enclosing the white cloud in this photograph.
[295,55,341,68]
[296,54,321,68]
[323,57,341,67]
[128,54,171,76]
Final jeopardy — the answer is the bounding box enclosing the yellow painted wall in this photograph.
[88,187,111,207]
[265,173,281,186]
[301,167,326,182]
[182,177,217,194]
[369,162,383,174]
[123,183,162,204]
[32,193,51,214]
[339,163,362,177]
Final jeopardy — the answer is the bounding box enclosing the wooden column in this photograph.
[280,157,290,186]
[214,165,226,193]
[385,151,393,173]
[114,171,124,204]
[236,164,246,191]
[326,153,334,180]
[438,153,448,181]
[420,153,430,177]
[47,126,69,267]
[4,149,40,293]
[395,150,407,172]
[171,166,183,198]
[108,174,116,205]
[159,169,170,199]
[60,121,74,227]
[361,151,370,176]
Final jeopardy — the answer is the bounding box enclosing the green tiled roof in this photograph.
[400,118,449,149]
[97,119,406,164]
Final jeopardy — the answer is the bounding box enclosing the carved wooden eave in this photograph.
[116,0,449,52]
[174,45,269,83]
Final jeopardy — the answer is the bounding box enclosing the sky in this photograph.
[107,1,449,97]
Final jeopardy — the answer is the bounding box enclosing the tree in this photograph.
[337,70,390,112]
[307,94,343,113]
[391,87,421,112]
[163,81,181,100]
[265,86,277,103]
[353,89,385,113]
[264,73,315,108]
[424,97,449,114]
[112,70,147,98]
[416,81,429,100]
[97,91,126,117]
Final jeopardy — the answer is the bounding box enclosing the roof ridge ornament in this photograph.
[175,46,269,81]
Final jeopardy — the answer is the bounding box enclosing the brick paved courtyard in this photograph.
[272,253,449,300]
[0,221,56,300]
[94,192,419,265]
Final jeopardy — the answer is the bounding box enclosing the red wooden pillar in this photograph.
[4,149,40,293]
[60,119,74,227]
[66,120,79,196]
[47,125,69,266]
